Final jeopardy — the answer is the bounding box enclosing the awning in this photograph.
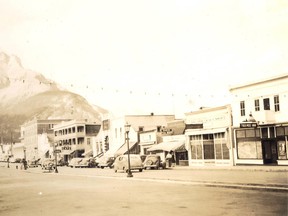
[114,142,137,157]
[82,149,93,156]
[147,141,185,152]
[139,142,155,146]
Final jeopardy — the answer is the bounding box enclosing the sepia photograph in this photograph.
[0,1,287,215]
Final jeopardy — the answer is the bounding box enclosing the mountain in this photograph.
[0,51,107,143]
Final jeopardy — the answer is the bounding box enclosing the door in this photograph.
[262,140,278,164]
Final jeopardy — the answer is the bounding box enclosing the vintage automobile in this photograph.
[143,155,166,170]
[78,157,97,168]
[114,154,143,173]
[27,159,41,168]
[68,158,83,168]
[41,159,56,171]
[97,156,115,169]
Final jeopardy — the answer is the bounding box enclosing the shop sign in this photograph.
[240,122,258,128]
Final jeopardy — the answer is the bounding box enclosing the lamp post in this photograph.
[124,123,133,178]
[54,142,59,173]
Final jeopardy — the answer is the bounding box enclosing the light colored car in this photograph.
[143,155,166,170]
[78,158,97,168]
[114,154,143,173]
[68,158,83,168]
[97,156,115,169]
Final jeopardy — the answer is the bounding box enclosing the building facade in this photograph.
[53,120,101,163]
[185,105,233,166]
[230,74,288,165]
[20,118,69,161]
[98,113,175,158]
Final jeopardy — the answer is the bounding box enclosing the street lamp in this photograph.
[54,142,59,173]
[124,123,133,178]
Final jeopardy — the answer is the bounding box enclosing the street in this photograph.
[0,165,287,216]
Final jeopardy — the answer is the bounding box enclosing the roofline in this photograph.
[229,73,288,92]
[185,104,231,115]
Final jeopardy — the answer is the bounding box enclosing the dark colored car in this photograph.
[143,155,166,170]
[41,159,56,171]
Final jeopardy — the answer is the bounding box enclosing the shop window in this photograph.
[203,143,214,159]
[246,129,256,138]
[276,127,285,136]
[240,101,245,116]
[263,98,270,110]
[274,95,280,112]
[254,99,260,111]
[285,127,288,135]
[222,144,230,159]
[261,128,268,138]
[269,127,275,138]
[277,141,287,160]
[236,130,245,138]
[238,141,262,159]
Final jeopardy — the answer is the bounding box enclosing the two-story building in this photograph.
[230,74,288,166]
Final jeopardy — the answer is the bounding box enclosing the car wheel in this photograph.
[114,170,117,173]
[139,169,143,172]
[101,166,104,169]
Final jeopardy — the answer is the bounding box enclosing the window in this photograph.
[240,101,245,116]
[263,98,270,110]
[274,95,280,112]
[87,138,91,145]
[254,99,260,111]
[139,126,144,132]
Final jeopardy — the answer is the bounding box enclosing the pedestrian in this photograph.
[166,151,172,167]
[22,158,28,170]
[7,157,10,168]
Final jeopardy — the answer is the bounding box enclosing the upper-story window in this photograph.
[263,98,270,110]
[139,126,144,132]
[254,99,260,111]
[87,138,91,145]
[274,95,280,112]
[240,101,245,116]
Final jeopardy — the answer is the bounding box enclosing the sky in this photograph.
[0,0,288,117]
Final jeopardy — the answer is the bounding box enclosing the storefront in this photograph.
[234,124,288,165]
[185,105,234,166]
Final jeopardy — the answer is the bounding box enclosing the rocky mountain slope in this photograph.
[0,51,107,143]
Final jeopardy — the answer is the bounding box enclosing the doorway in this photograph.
[262,140,278,164]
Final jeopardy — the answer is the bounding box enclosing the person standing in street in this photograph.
[7,157,10,168]
[166,151,172,167]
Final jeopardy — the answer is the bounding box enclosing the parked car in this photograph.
[28,159,41,168]
[114,154,143,173]
[143,155,166,170]
[41,159,56,171]
[68,158,83,168]
[57,158,68,166]
[78,157,97,168]
[97,156,115,169]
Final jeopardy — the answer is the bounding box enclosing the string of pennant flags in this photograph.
[5,77,287,100]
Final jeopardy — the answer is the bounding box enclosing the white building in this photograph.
[185,105,233,166]
[230,74,288,166]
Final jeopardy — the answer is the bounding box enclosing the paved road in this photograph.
[2,162,287,192]
[0,166,287,216]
